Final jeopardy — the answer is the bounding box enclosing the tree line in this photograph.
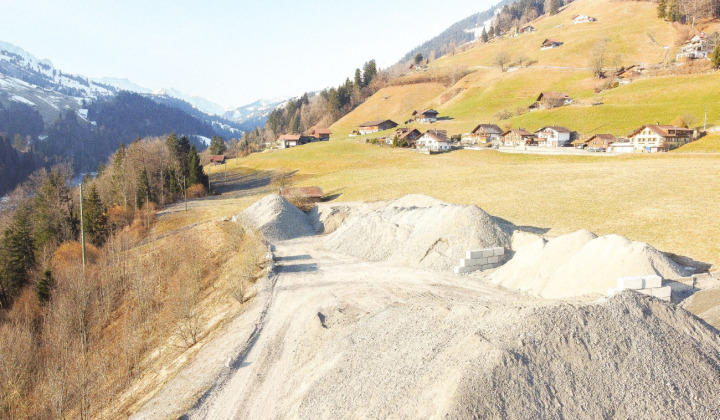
[657,0,720,24]
[265,60,380,137]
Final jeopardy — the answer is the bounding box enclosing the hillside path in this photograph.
[181,235,518,419]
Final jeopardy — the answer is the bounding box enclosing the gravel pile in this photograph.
[237,194,314,241]
[324,195,510,270]
[491,230,688,298]
[296,292,720,419]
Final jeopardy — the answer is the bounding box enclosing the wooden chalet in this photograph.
[307,126,332,140]
[502,129,537,146]
[462,123,503,145]
[412,109,440,123]
[529,92,573,111]
[208,154,226,165]
[628,124,694,152]
[416,130,450,152]
[541,39,563,50]
[586,134,617,150]
[519,25,535,34]
[358,119,399,135]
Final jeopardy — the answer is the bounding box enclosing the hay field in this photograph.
[228,141,720,268]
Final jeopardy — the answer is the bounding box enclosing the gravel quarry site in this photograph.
[133,194,720,419]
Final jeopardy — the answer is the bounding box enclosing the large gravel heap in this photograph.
[324,195,511,270]
[294,292,720,419]
[491,230,688,298]
[237,194,315,241]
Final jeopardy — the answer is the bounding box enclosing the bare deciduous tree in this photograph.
[494,51,512,72]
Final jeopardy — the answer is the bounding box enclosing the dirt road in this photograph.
[180,236,521,419]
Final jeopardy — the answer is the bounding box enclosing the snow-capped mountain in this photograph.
[154,87,227,117]
[223,97,288,130]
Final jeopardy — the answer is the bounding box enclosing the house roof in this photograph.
[421,130,448,143]
[588,134,617,141]
[359,119,397,128]
[536,126,572,133]
[628,124,694,138]
[309,127,332,136]
[418,109,439,115]
[502,129,535,137]
[471,123,503,134]
[399,128,421,140]
[542,39,562,46]
[209,154,226,162]
[278,134,302,141]
[537,91,571,101]
[571,138,590,145]
[280,186,324,199]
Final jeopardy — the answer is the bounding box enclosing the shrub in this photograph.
[186,184,207,199]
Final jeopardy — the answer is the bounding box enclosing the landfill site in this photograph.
[134,194,720,419]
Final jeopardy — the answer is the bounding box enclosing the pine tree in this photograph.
[657,0,667,19]
[111,144,127,206]
[3,203,35,293]
[354,68,362,88]
[668,0,680,22]
[712,44,720,69]
[209,135,226,155]
[481,27,489,43]
[36,269,53,304]
[136,168,150,208]
[34,169,76,251]
[186,146,208,189]
[83,183,108,246]
[362,60,377,88]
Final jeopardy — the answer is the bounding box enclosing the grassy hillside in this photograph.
[215,141,720,269]
[330,0,720,139]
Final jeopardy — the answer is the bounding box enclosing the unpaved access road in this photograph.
[180,236,524,419]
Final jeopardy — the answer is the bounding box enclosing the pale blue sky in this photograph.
[1,0,495,108]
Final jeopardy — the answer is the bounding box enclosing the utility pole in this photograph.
[183,175,188,211]
[79,183,86,270]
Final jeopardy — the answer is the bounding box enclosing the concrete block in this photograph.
[636,288,654,297]
[652,286,672,300]
[643,275,662,289]
[482,249,494,257]
[460,259,472,267]
[467,250,484,259]
[488,256,500,264]
[617,276,644,290]
[493,247,504,256]
[454,266,476,274]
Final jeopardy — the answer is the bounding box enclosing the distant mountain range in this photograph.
[0,40,285,134]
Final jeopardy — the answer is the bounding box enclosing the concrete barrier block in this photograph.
[482,249,494,257]
[652,286,672,300]
[488,256,500,264]
[643,275,662,289]
[454,266,476,274]
[636,288,654,297]
[460,259,471,267]
[467,250,484,259]
[617,276,644,290]
[493,247,504,256]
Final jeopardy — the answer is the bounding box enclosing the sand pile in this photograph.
[492,230,688,298]
[324,195,510,270]
[237,194,314,241]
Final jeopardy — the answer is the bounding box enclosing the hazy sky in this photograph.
[1,0,495,109]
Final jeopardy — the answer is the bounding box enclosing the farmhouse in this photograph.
[416,130,450,152]
[358,119,398,135]
[208,155,226,165]
[412,109,440,123]
[392,127,422,146]
[519,25,535,34]
[572,14,597,24]
[676,33,716,61]
[586,134,617,150]
[307,127,332,140]
[278,134,303,149]
[502,129,537,146]
[541,39,563,50]
[535,126,573,147]
[462,123,503,145]
[628,124,694,152]
[529,92,573,110]
[280,186,324,203]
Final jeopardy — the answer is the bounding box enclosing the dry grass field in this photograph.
[217,140,720,269]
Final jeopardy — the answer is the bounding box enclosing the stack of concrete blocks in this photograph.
[608,274,672,301]
[454,247,505,274]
